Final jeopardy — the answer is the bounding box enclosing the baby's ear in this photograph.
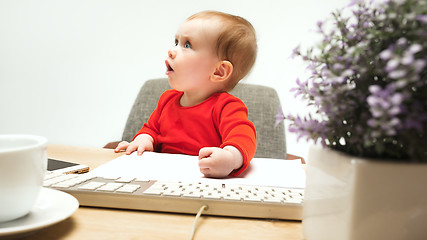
[211,60,233,82]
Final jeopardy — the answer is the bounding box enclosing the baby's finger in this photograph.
[137,145,145,156]
[125,143,138,155]
[199,167,211,176]
[198,147,214,160]
[198,158,212,169]
[114,141,129,152]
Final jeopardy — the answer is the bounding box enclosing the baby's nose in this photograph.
[168,48,176,59]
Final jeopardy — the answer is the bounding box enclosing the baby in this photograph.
[115,11,257,178]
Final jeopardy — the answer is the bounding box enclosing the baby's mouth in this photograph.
[165,60,174,73]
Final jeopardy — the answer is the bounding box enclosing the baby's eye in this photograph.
[184,41,192,49]
[174,39,178,46]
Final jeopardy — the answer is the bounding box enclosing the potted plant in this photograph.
[277,0,427,239]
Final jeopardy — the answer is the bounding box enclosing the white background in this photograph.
[0,0,346,160]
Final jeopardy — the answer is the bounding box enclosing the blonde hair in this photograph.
[187,11,257,90]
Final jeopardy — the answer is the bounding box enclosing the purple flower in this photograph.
[408,43,422,54]
[316,21,323,31]
[379,48,393,60]
[401,54,414,65]
[397,38,407,46]
[414,60,426,73]
[290,45,300,59]
[390,93,403,105]
[332,63,344,71]
[385,59,400,72]
[363,21,370,28]
[416,14,427,23]
[388,69,407,79]
[348,0,360,7]
[369,85,381,94]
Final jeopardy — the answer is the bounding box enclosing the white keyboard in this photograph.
[44,171,304,220]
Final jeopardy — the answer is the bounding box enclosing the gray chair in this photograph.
[106,78,302,161]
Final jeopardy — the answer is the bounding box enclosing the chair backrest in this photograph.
[122,78,287,159]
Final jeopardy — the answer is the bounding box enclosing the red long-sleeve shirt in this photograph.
[134,89,256,176]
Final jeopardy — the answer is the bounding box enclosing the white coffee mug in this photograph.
[0,134,47,222]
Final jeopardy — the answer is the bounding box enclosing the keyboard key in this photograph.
[115,177,135,183]
[224,194,241,201]
[78,182,106,190]
[143,188,163,195]
[263,198,282,203]
[243,195,262,202]
[203,193,221,200]
[44,172,63,180]
[116,184,141,193]
[182,192,202,198]
[43,174,78,187]
[163,190,181,197]
[98,183,124,192]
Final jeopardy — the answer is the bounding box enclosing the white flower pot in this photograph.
[302,146,427,240]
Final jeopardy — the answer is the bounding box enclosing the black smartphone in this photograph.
[47,158,89,174]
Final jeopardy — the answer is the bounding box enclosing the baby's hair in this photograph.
[187,11,257,90]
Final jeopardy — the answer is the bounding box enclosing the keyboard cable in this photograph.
[188,205,208,240]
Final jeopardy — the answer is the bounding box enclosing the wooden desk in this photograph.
[25,144,304,240]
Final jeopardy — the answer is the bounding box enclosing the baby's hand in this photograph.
[198,146,243,178]
[114,134,154,155]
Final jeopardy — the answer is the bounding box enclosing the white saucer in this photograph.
[0,188,79,237]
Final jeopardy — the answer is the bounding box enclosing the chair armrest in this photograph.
[103,141,121,149]
[286,153,306,164]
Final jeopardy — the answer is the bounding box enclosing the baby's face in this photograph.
[165,18,221,92]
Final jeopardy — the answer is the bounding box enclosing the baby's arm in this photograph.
[198,146,243,178]
[114,134,154,155]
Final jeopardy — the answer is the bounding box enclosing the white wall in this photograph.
[0,0,345,160]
